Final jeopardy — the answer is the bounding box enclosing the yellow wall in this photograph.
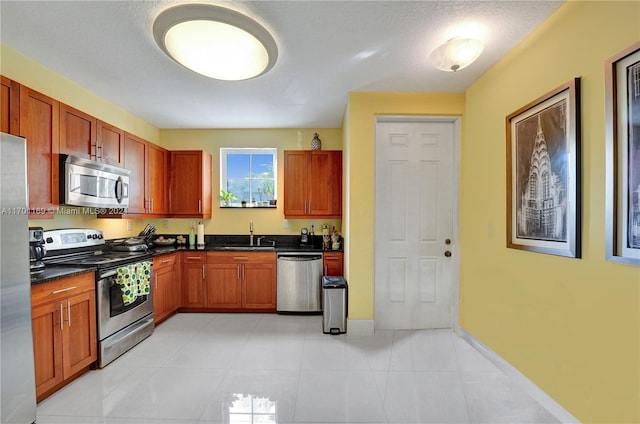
[0,44,159,143]
[343,92,465,319]
[158,128,342,237]
[461,2,639,422]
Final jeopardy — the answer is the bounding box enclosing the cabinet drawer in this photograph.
[154,253,177,270]
[207,251,276,264]
[182,252,206,263]
[31,272,95,307]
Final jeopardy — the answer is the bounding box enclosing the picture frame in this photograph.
[506,78,581,258]
[605,42,640,266]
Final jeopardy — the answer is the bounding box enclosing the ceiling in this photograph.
[0,1,564,129]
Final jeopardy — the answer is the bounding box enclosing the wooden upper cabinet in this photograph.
[19,87,59,218]
[283,150,342,219]
[96,120,124,166]
[169,150,212,218]
[146,142,168,216]
[1,75,20,135]
[59,103,96,160]
[123,132,147,215]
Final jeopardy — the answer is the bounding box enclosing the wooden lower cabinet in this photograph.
[31,272,97,402]
[181,252,207,308]
[153,253,179,324]
[323,251,344,276]
[206,252,276,311]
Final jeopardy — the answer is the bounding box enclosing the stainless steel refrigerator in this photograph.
[1,132,37,423]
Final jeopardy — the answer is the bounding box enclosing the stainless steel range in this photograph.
[43,228,154,368]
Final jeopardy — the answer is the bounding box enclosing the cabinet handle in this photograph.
[161,259,171,264]
[237,265,240,280]
[325,257,338,261]
[242,264,245,280]
[67,301,71,327]
[202,265,206,280]
[198,200,202,213]
[324,265,328,275]
[150,198,154,213]
[155,274,158,290]
[186,256,201,260]
[52,286,77,295]
[96,145,102,161]
[59,304,64,330]
[90,144,98,160]
[233,256,249,260]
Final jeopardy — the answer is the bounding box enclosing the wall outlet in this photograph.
[163,220,169,229]
[190,220,195,227]
[283,219,289,229]
[126,221,133,232]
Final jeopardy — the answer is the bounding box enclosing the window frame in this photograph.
[219,147,277,208]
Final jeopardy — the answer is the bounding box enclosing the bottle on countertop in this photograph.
[322,224,330,250]
[188,222,195,247]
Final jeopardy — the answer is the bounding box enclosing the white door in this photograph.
[374,118,457,330]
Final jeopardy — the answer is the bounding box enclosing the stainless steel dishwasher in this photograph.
[276,252,323,312]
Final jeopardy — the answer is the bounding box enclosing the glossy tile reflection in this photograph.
[36,313,561,424]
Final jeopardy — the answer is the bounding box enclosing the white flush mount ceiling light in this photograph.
[153,4,278,81]
[428,38,484,72]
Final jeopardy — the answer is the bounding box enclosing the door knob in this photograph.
[444,251,452,257]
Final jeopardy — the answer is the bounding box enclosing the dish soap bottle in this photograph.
[188,222,195,248]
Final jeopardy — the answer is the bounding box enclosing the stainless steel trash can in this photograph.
[322,276,348,334]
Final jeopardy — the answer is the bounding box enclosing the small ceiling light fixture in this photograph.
[428,38,484,72]
[153,4,278,81]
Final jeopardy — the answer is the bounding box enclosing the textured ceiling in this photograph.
[0,1,564,129]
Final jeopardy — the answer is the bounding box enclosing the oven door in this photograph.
[97,262,154,341]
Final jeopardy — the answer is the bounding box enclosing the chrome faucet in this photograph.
[249,219,254,246]
[257,236,276,247]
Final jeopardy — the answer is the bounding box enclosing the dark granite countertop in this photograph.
[146,234,342,257]
[31,266,96,285]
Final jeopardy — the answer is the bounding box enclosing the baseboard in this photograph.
[459,328,580,424]
[347,319,374,335]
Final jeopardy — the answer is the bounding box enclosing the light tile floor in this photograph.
[37,313,561,423]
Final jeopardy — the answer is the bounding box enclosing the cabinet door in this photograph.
[59,103,96,160]
[153,270,166,321]
[309,151,342,216]
[283,151,309,216]
[182,263,207,308]
[123,132,147,214]
[32,302,64,398]
[96,120,124,166]
[207,263,242,308]
[169,150,212,218]
[147,143,168,215]
[154,254,178,322]
[20,87,59,218]
[62,291,97,378]
[323,252,344,276]
[1,75,20,135]
[243,263,276,310]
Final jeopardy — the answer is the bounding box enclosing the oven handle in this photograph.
[100,270,117,279]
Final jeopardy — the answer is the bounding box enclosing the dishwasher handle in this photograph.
[277,254,323,261]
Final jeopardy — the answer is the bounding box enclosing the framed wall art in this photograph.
[605,42,640,266]
[506,78,581,258]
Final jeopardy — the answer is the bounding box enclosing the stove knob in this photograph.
[98,234,103,239]
[46,237,53,244]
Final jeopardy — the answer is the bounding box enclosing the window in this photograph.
[220,148,277,207]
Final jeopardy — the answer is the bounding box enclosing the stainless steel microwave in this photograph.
[60,154,130,208]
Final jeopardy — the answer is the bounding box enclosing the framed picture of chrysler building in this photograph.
[506,78,581,258]
[605,42,640,266]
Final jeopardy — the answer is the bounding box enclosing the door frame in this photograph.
[374,115,461,332]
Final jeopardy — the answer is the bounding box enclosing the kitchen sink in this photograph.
[214,246,275,251]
